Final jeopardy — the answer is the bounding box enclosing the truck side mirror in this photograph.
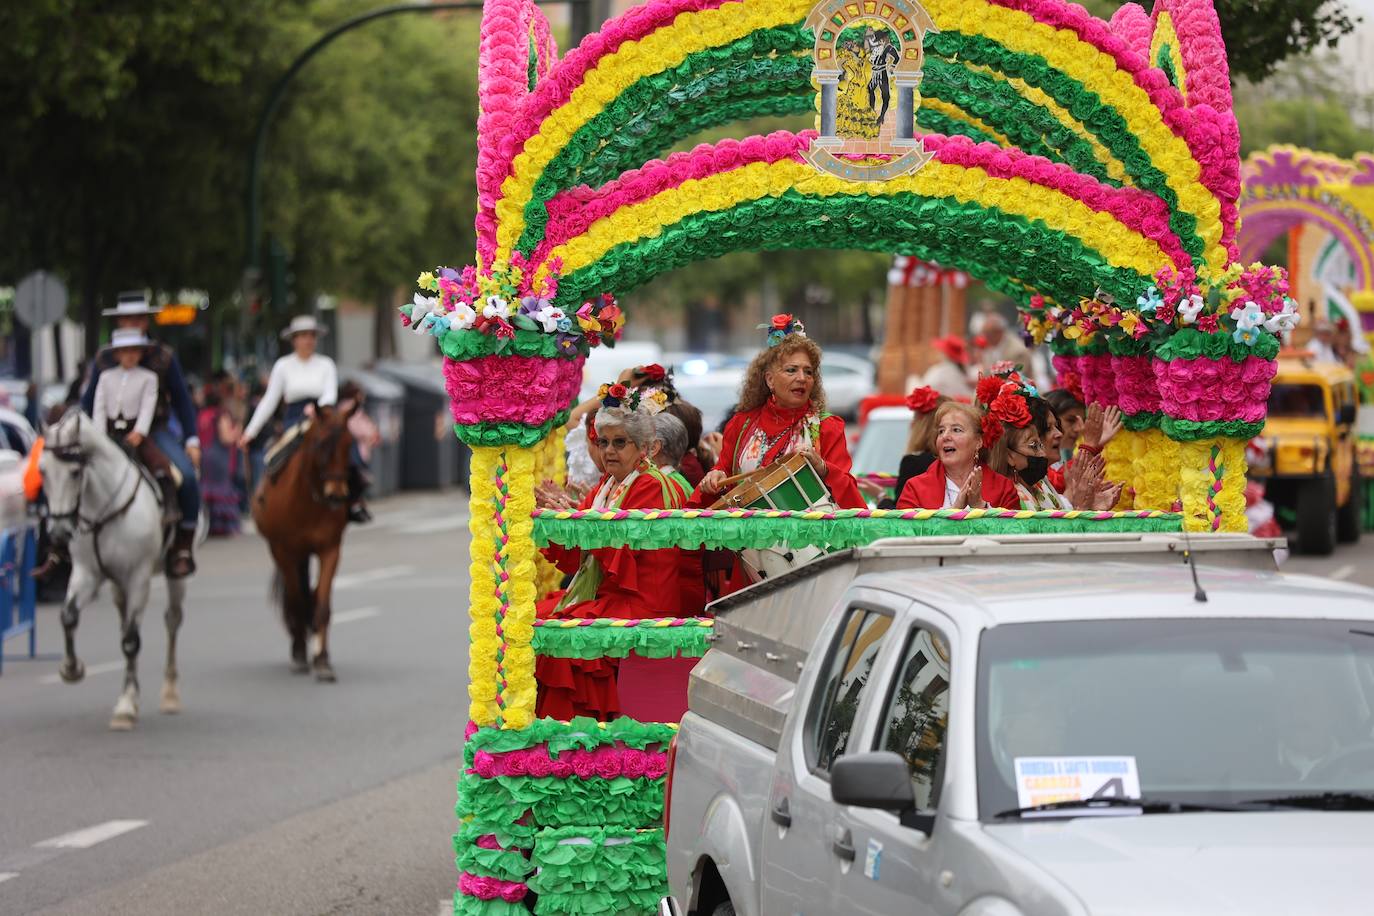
[1339,404,1357,426]
[831,752,914,810]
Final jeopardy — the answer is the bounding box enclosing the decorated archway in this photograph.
[400,2,1293,912]
[1238,146,1374,329]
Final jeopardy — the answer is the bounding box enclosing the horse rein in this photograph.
[46,422,148,580]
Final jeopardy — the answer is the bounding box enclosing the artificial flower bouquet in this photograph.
[399,258,625,448]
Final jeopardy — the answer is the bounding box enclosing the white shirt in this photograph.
[565,425,603,490]
[93,365,158,437]
[920,360,974,399]
[245,353,338,440]
[943,477,960,509]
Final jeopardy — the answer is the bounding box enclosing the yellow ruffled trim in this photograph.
[547,158,1169,280]
[1103,433,1136,511]
[922,0,1224,271]
[467,446,503,727]
[500,446,538,730]
[1150,11,1188,103]
[495,0,815,259]
[1132,428,1180,513]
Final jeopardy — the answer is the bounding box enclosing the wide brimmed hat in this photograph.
[281,315,328,340]
[101,290,163,318]
[932,334,968,365]
[110,328,150,349]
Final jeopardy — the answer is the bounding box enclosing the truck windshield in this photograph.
[1267,383,1326,418]
[975,619,1374,818]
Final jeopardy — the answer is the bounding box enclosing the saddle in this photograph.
[264,419,311,481]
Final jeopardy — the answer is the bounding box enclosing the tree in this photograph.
[1078,0,1358,84]
[0,0,482,363]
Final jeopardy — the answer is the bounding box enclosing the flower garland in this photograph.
[468,448,504,727]
[974,365,1038,449]
[402,262,624,359]
[760,312,805,347]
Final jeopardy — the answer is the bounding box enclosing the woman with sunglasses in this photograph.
[535,385,685,721]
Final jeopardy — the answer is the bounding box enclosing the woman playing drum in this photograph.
[694,314,864,509]
[535,385,684,720]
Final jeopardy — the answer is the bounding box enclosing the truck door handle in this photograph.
[770,797,792,828]
[832,827,856,862]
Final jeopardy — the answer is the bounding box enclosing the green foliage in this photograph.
[1233,54,1374,157]
[1078,0,1357,84]
[0,0,479,358]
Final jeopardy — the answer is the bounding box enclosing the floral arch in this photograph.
[1238,145,1374,330]
[400,2,1293,913]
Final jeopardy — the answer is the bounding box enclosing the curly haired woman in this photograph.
[693,315,864,509]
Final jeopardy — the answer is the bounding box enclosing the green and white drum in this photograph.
[714,452,835,581]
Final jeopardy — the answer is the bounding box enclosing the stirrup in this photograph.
[166,549,195,579]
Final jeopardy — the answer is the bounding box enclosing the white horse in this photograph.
[40,411,186,730]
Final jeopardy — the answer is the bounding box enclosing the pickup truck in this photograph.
[661,533,1374,916]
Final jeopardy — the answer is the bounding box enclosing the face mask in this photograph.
[1018,454,1050,487]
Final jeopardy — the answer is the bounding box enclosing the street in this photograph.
[0,492,471,916]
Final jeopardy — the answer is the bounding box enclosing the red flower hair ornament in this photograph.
[905,385,941,414]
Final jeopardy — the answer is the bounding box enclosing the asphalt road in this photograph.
[0,492,471,916]
[1,492,1371,916]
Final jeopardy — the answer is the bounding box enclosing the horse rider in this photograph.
[238,315,371,524]
[35,291,201,579]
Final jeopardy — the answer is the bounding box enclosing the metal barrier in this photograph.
[0,526,38,675]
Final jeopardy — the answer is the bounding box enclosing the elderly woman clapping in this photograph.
[535,384,684,721]
[895,401,1020,510]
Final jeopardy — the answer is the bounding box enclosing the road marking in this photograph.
[333,565,415,590]
[332,607,381,626]
[0,872,17,885]
[39,660,126,685]
[1332,564,1355,580]
[35,820,148,850]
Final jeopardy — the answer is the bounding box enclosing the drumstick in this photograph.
[716,470,753,489]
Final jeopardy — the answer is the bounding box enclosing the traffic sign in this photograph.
[14,271,68,329]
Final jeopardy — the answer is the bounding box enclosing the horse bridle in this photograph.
[46,422,144,537]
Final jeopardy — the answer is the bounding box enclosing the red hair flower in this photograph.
[608,383,628,400]
[770,313,794,330]
[990,391,1032,428]
[981,412,1004,449]
[640,364,666,382]
[906,386,941,414]
[975,375,1004,406]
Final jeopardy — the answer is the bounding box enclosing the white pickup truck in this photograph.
[660,533,1374,916]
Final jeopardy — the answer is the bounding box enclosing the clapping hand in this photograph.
[1093,479,1125,511]
[1082,404,1123,450]
[1065,451,1105,509]
[535,479,577,511]
[957,466,985,508]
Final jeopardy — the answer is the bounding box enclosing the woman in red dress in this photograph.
[693,315,864,509]
[896,401,1020,510]
[536,386,684,720]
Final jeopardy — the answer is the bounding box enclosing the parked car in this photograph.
[662,533,1374,916]
[850,405,911,476]
[817,351,874,421]
[1249,355,1361,554]
[676,369,745,435]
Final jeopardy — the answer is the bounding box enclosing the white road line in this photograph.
[333,565,415,590]
[1332,564,1355,580]
[39,660,126,686]
[331,607,381,626]
[0,872,18,885]
[35,820,148,850]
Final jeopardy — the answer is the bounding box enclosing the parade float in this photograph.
[396,0,1296,911]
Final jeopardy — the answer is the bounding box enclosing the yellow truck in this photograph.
[1250,356,1361,555]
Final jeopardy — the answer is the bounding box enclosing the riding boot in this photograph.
[157,475,180,527]
[167,526,196,579]
[347,464,372,524]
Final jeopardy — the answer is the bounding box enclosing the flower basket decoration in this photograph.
[399,261,625,449]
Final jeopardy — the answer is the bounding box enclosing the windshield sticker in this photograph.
[1014,757,1142,811]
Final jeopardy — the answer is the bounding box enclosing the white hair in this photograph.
[595,407,654,450]
[652,413,689,465]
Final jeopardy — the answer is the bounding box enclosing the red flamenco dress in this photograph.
[687,399,865,598]
[895,461,1020,510]
[535,465,683,721]
[689,398,866,509]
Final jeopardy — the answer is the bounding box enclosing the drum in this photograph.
[713,452,834,581]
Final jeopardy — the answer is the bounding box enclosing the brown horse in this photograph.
[251,404,356,681]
